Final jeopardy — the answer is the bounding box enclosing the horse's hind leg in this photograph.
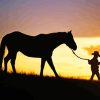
[47,57,59,77]
[4,53,11,73]
[10,52,17,73]
[40,58,46,77]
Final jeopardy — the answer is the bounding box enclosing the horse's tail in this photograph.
[0,36,6,69]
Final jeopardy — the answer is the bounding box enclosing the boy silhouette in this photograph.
[88,51,100,80]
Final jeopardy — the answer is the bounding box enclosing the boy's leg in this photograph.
[90,73,95,80]
[96,71,100,80]
[90,70,95,80]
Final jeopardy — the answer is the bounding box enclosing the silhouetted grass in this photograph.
[0,71,100,100]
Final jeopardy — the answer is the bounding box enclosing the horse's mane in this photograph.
[33,32,67,39]
[48,32,66,35]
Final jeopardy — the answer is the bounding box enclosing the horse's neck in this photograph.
[33,33,64,49]
[48,34,64,49]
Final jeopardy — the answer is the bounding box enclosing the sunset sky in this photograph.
[0,0,100,80]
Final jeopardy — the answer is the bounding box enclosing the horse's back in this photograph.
[3,31,33,49]
[4,31,61,42]
[3,31,48,49]
[4,31,31,39]
[4,31,34,43]
[5,31,47,40]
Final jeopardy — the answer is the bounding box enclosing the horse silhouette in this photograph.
[0,30,77,77]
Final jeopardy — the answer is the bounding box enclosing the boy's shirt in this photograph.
[88,58,99,67]
[88,58,100,71]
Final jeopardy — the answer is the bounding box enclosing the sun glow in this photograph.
[2,37,100,80]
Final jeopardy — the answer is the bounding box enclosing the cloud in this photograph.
[83,45,100,55]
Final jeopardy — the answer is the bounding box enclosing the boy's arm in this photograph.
[98,62,100,65]
[88,60,91,64]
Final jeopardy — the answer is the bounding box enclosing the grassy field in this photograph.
[0,71,100,100]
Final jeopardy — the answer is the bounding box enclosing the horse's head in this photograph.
[64,30,77,50]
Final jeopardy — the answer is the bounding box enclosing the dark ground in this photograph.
[0,72,100,100]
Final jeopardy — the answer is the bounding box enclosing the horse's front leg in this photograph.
[47,57,59,77]
[40,58,46,77]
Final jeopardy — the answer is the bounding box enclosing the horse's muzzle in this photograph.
[73,46,77,51]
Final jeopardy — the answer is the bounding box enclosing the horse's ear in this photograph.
[67,30,72,34]
[69,30,72,32]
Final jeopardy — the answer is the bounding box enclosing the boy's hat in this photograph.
[92,51,100,56]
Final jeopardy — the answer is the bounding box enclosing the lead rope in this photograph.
[71,49,89,60]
